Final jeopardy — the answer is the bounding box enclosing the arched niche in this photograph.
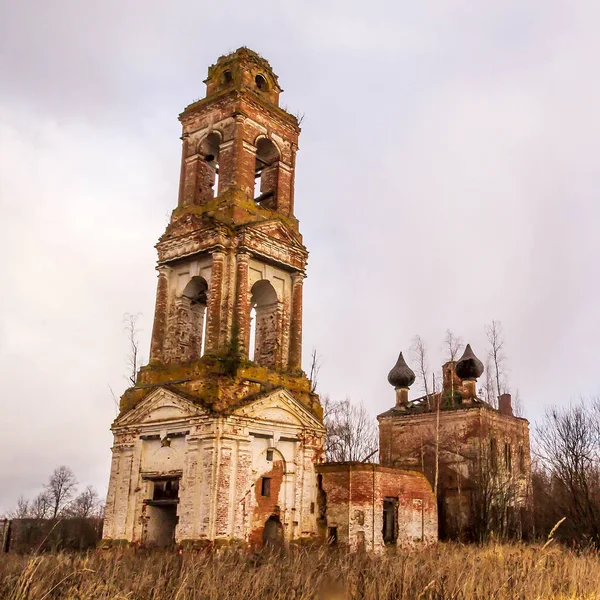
[165,276,209,363]
[249,279,280,368]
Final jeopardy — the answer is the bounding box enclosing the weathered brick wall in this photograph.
[379,404,532,539]
[317,464,437,553]
[102,387,325,547]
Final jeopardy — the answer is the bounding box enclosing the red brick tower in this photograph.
[122,47,320,418]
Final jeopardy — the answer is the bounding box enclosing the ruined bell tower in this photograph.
[102,49,325,548]
[148,46,308,381]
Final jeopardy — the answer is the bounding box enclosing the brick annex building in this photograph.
[101,48,530,550]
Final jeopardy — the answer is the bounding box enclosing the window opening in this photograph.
[255,74,267,90]
[179,276,209,360]
[261,477,271,497]
[490,438,498,472]
[504,443,512,472]
[222,70,232,84]
[253,138,279,208]
[382,498,398,545]
[199,133,220,200]
[249,280,279,368]
[266,449,274,461]
[151,478,179,502]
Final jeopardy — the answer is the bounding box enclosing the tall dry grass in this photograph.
[1,543,599,599]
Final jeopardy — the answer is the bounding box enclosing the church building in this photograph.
[101,48,438,550]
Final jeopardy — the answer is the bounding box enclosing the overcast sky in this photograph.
[1,0,599,514]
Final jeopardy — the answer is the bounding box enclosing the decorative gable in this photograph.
[114,387,206,428]
[234,388,325,431]
[239,220,307,270]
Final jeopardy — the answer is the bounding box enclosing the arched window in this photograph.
[250,279,279,368]
[253,138,279,210]
[169,276,208,361]
[255,74,268,91]
[197,132,220,202]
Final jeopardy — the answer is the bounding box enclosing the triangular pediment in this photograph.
[233,388,325,431]
[115,387,206,428]
[244,220,305,250]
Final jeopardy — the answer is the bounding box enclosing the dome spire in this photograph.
[388,351,415,410]
[387,352,416,389]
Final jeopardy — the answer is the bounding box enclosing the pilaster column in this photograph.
[204,248,226,353]
[234,251,251,356]
[177,134,189,207]
[288,271,305,371]
[149,265,171,365]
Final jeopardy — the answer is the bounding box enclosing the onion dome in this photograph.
[455,344,484,380]
[387,352,416,388]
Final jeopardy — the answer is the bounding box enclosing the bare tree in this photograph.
[485,320,507,400]
[68,486,100,518]
[308,348,322,394]
[480,356,498,408]
[535,400,600,545]
[411,335,431,401]
[443,329,464,361]
[30,491,51,519]
[124,312,143,386]
[11,495,30,519]
[45,466,78,519]
[324,397,378,463]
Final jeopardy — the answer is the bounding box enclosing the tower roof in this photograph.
[387,352,416,389]
[455,344,484,380]
[204,47,282,105]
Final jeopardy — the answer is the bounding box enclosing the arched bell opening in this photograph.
[249,280,280,369]
[253,138,279,210]
[196,132,221,203]
[165,276,209,363]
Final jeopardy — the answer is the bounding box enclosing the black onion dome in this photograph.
[387,352,416,388]
[455,344,484,380]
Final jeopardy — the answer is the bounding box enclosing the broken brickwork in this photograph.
[317,464,437,552]
[379,355,532,540]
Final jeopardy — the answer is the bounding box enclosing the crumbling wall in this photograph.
[378,405,532,539]
[317,463,437,553]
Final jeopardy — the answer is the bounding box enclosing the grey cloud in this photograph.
[1,0,599,513]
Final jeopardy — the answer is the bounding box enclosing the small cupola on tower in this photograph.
[204,47,283,105]
[388,351,415,410]
[455,344,484,401]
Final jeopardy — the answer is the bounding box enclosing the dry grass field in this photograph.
[1,543,600,600]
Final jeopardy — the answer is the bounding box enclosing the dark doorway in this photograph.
[262,514,283,548]
[382,498,398,545]
[144,477,180,547]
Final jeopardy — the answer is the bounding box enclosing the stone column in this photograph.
[204,249,226,353]
[288,272,305,371]
[149,265,171,365]
[234,251,251,357]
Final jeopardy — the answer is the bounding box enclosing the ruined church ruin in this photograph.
[101,48,530,550]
